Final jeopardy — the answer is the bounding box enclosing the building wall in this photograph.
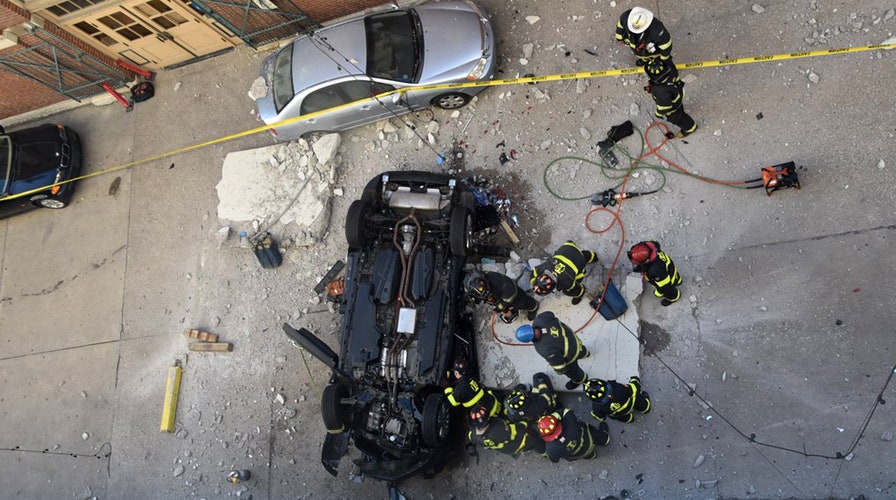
[0,0,388,121]
[300,0,388,23]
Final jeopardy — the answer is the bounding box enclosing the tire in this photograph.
[433,93,471,110]
[345,200,372,249]
[422,393,451,447]
[321,384,348,433]
[459,190,476,211]
[30,194,67,209]
[449,206,473,257]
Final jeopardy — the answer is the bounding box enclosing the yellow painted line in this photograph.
[4,41,893,202]
[160,360,182,433]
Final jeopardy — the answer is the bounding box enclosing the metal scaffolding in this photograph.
[189,0,319,48]
[0,26,132,102]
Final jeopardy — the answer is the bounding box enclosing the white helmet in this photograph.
[627,7,654,34]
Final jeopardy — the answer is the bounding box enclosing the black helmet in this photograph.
[584,378,612,403]
[453,357,470,376]
[463,271,489,300]
[506,387,527,410]
[533,271,556,296]
[469,404,490,428]
[645,59,679,85]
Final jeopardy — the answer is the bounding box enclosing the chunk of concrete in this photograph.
[312,133,341,165]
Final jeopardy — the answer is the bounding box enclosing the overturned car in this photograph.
[284,171,480,483]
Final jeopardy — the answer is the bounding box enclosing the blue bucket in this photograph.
[592,280,627,320]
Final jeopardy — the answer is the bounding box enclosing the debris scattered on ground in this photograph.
[694,454,705,467]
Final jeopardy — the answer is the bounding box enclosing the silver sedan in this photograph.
[254,0,496,141]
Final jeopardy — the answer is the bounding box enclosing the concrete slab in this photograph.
[216,140,335,236]
[477,269,643,391]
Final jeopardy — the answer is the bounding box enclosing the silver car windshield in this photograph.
[272,45,295,113]
[365,10,421,83]
[0,135,10,194]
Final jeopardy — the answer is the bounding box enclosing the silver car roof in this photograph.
[290,20,368,95]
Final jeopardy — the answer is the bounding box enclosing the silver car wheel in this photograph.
[39,198,66,209]
[435,93,470,110]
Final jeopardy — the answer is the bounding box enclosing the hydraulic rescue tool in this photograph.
[590,188,658,207]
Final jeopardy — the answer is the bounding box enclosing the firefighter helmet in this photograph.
[627,241,659,268]
[463,271,488,300]
[533,271,556,295]
[584,378,612,403]
[453,357,470,376]
[515,324,535,343]
[538,415,562,441]
[469,404,490,428]
[627,6,654,34]
[506,387,527,410]
[645,59,678,84]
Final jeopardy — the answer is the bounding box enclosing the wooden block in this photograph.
[160,361,182,432]
[183,329,218,342]
[188,342,233,352]
[499,219,520,245]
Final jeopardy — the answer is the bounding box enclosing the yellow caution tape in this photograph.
[4,42,894,202]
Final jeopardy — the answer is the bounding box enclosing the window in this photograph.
[301,80,395,115]
[46,0,110,17]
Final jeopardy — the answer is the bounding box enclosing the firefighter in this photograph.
[644,59,698,138]
[530,241,598,305]
[464,270,540,323]
[615,6,673,66]
[468,404,545,457]
[615,7,698,138]
[504,372,557,424]
[584,376,652,424]
[627,240,682,306]
[537,407,610,462]
[444,358,503,417]
[515,311,591,390]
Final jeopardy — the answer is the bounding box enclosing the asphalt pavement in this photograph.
[1,0,895,499]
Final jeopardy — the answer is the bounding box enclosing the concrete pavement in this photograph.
[2,0,896,498]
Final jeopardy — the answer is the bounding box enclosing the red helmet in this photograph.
[627,241,659,266]
[533,272,556,295]
[537,415,562,441]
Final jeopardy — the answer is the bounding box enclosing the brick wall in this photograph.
[0,0,29,30]
[0,21,134,121]
[0,73,68,119]
[300,0,387,23]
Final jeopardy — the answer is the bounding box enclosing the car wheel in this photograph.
[31,194,67,209]
[321,383,348,433]
[433,93,471,110]
[422,393,451,447]
[346,200,372,249]
[459,190,476,211]
[449,206,473,257]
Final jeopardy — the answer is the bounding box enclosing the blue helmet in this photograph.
[515,324,535,342]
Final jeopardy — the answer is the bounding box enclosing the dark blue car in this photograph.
[0,123,83,218]
[283,171,481,486]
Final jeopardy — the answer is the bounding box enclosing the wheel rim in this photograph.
[464,213,474,250]
[40,198,65,209]
[438,94,467,109]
